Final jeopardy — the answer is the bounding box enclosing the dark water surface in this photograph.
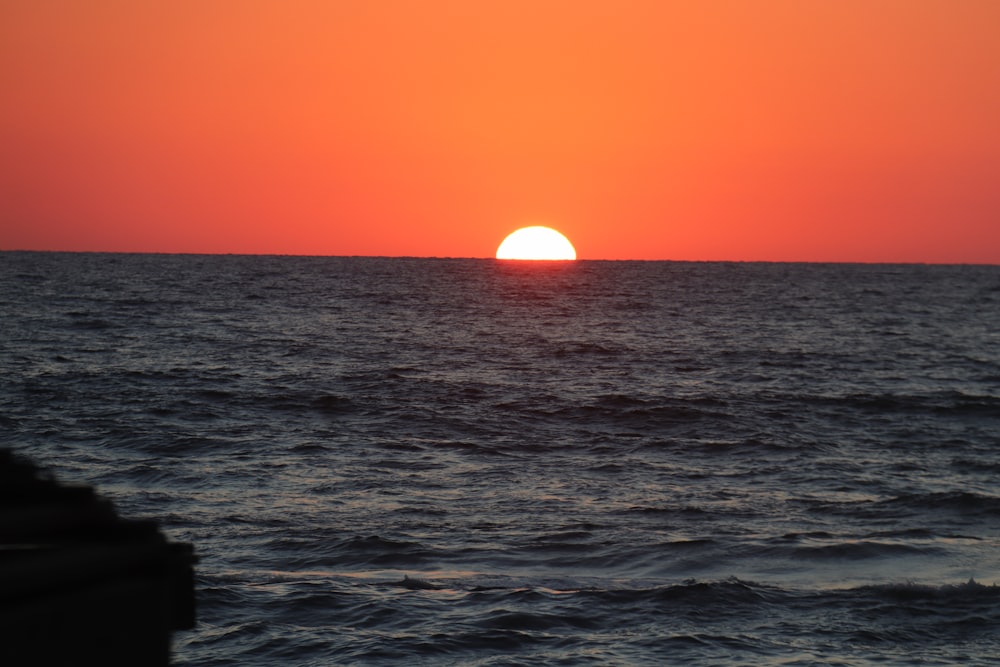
[3,252,999,665]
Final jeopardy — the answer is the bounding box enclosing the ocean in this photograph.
[2,251,999,665]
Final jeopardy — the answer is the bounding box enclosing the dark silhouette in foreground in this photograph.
[0,449,196,665]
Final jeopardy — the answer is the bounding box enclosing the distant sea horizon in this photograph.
[4,247,998,266]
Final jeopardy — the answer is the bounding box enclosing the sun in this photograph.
[496,226,577,260]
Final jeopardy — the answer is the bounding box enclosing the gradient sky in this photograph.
[2,1,998,261]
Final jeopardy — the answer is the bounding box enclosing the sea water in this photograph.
[2,252,999,665]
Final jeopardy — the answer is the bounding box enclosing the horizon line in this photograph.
[2,248,998,267]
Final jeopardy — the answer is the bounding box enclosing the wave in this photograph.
[65,314,117,330]
[197,572,1000,666]
[268,534,442,569]
[186,387,362,417]
[803,390,1000,418]
[781,540,939,560]
[881,491,1000,515]
[497,395,732,432]
[550,342,624,357]
[795,490,1000,520]
[951,458,1000,474]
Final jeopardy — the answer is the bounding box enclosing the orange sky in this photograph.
[2,1,998,261]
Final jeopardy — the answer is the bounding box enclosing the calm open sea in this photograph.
[2,251,999,665]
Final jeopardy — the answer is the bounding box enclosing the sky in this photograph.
[2,1,999,262]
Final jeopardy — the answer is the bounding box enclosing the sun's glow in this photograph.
[496,226,577,260]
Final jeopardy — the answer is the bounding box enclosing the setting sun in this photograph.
[496,226,577,261]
